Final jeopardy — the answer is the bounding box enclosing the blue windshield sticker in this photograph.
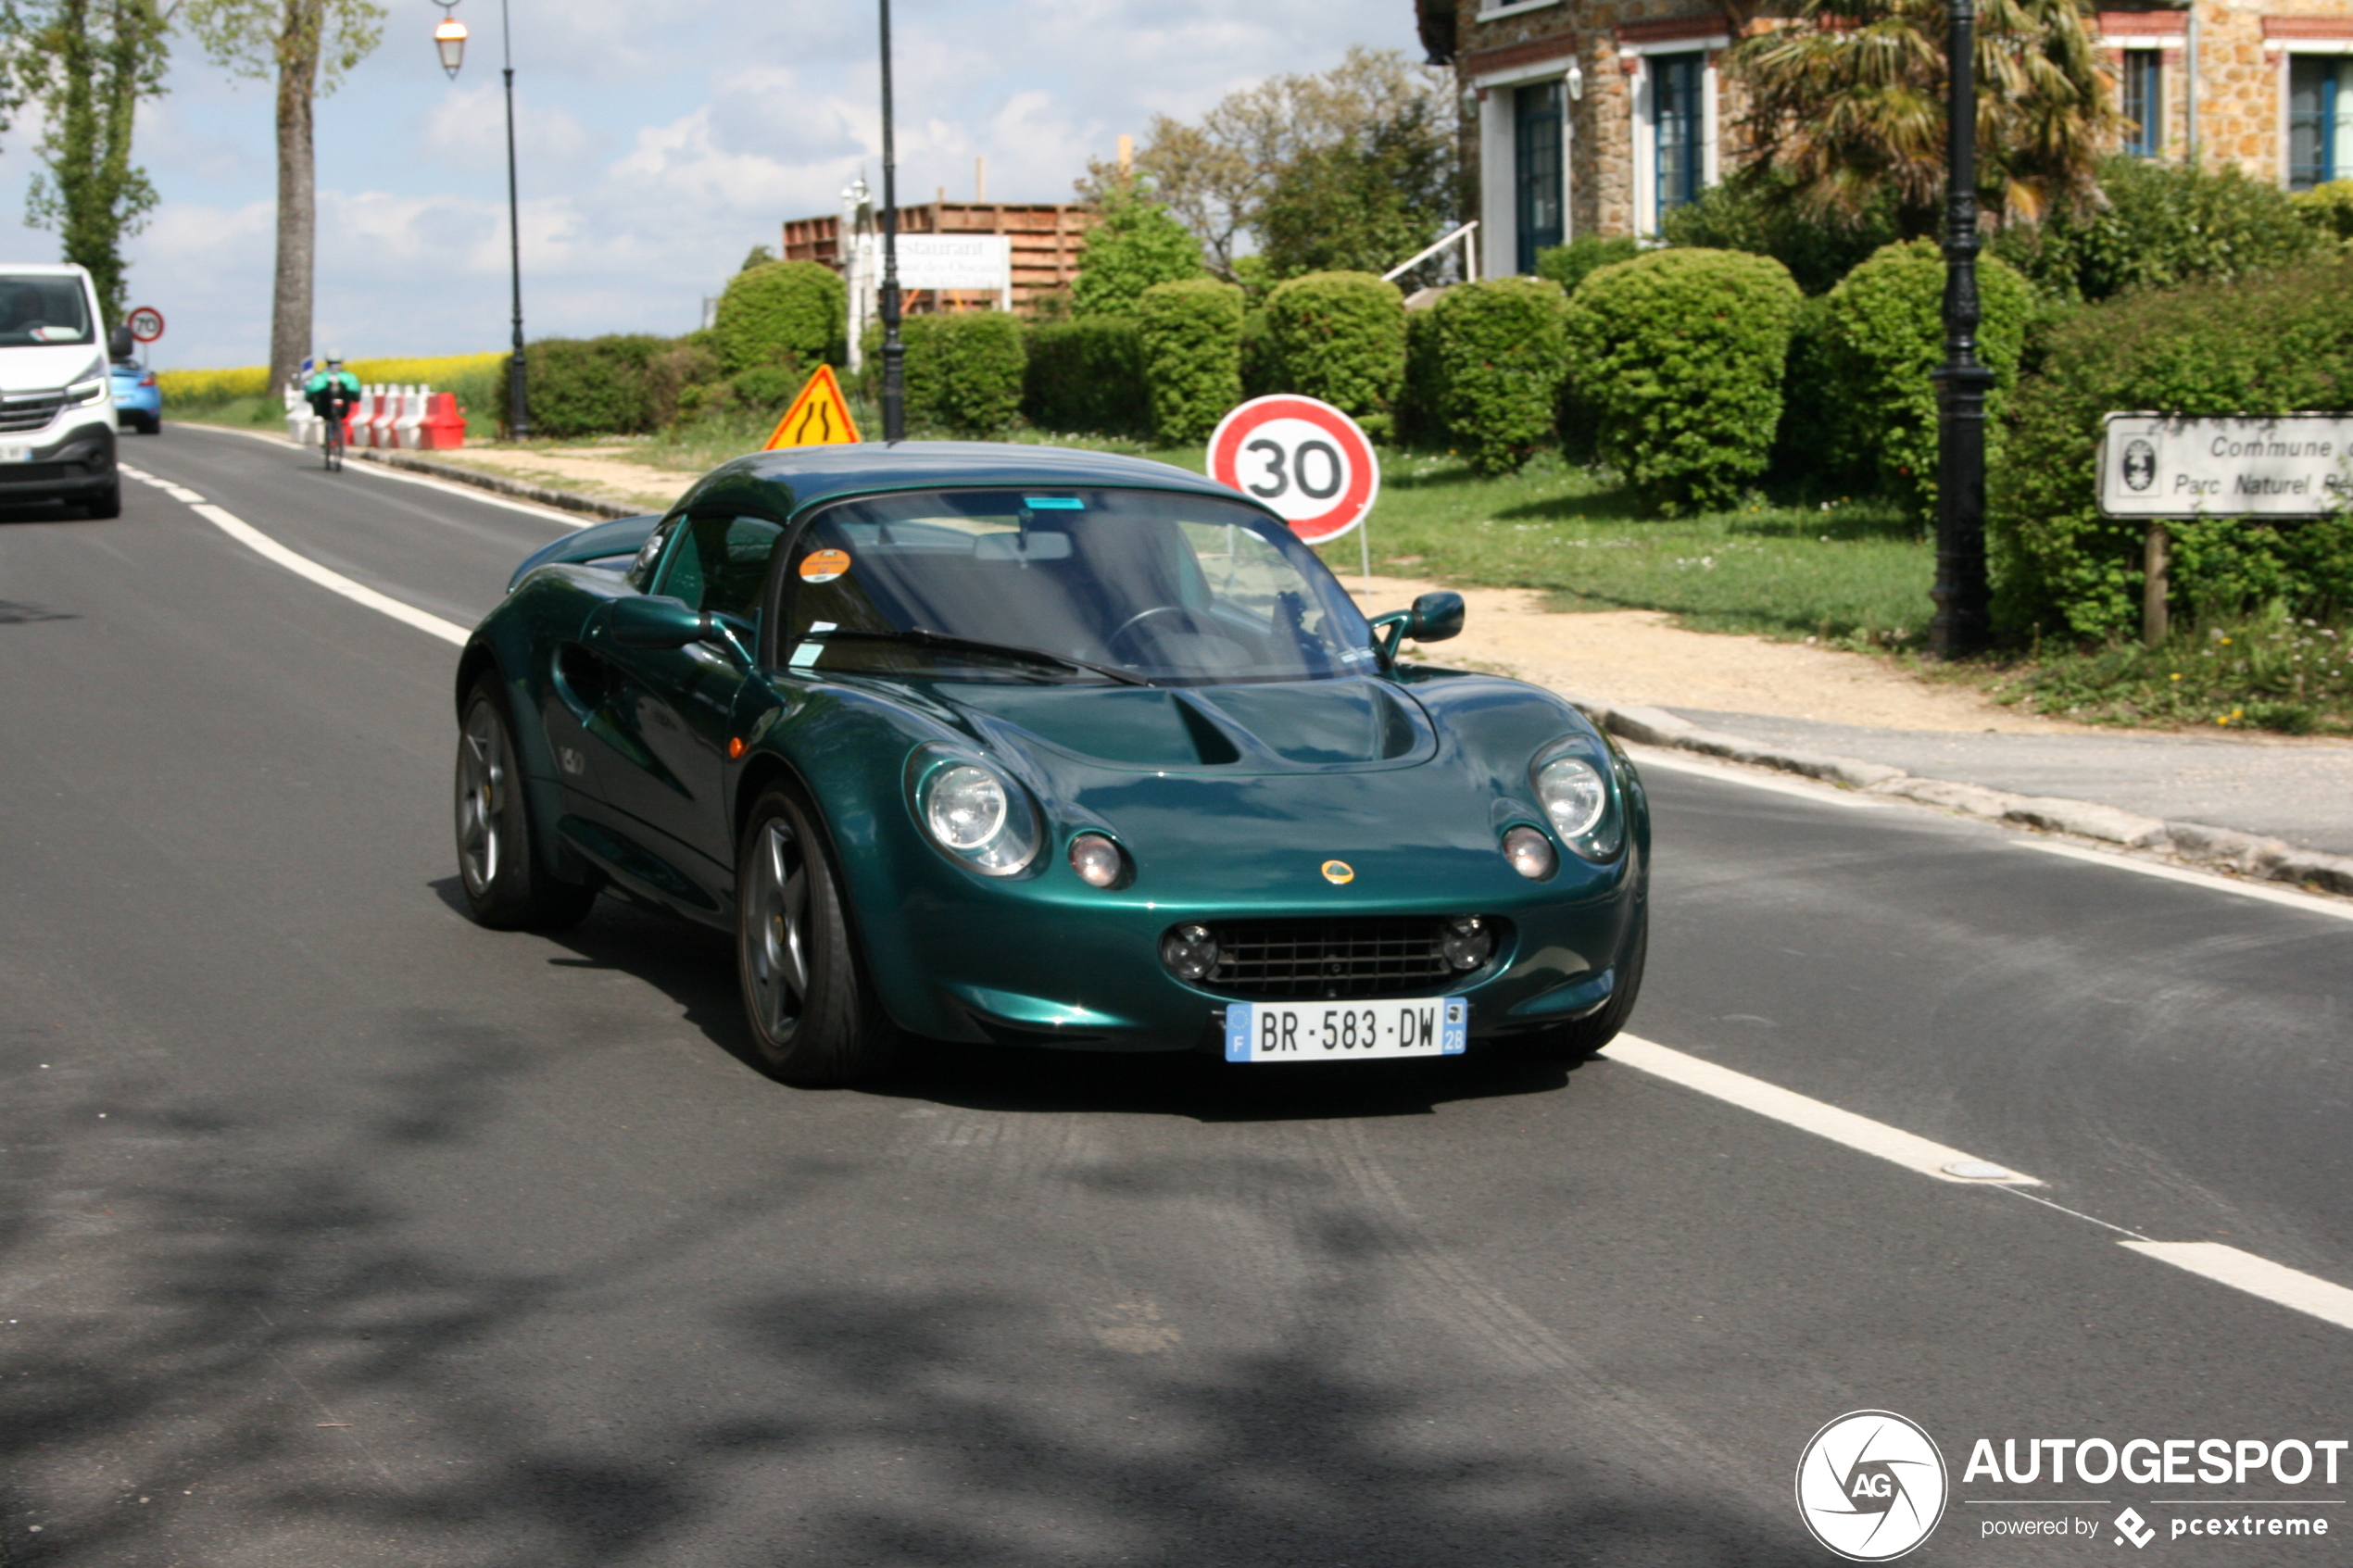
[1024,496,1085,509]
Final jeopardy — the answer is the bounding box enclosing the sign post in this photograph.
[2099,412,2353,646]
[1206,395,1382,587]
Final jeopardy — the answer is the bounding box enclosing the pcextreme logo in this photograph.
[1795,1411,1950,1561]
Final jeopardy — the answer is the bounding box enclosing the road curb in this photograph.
[356,449,644,521]
[1571,698,2353,897]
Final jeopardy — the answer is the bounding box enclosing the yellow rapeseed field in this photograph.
[157,352,505,404]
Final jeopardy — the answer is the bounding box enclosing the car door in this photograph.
[582,510,786,895]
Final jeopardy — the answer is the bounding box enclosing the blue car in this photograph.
[111,358,160,434]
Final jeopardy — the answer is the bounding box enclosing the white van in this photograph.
[0,263,120,517]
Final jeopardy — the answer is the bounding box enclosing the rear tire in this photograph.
[455,677,599,931]
[736,786,897,1085]
[1508,903,1647,1060]
[82,481,120,520]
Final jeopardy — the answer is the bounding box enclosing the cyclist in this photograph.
[304,353,361,470]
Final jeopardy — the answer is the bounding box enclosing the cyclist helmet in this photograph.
[323,350,344,367]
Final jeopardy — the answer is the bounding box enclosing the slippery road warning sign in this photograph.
[764,364,862,449]
[1207,394,1380,546]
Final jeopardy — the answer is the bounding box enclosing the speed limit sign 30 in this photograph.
[1208,394,1380,546]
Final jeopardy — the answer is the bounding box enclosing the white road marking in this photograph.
[1604,1035,2041,1185]
[2120,1242,2353,1333]
[1612,1034,2353,1335]
[1617,743,1886,809]
[120,465,470,646]
[2018,838,2353,924]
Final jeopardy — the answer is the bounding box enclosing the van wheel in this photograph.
[82,482,120,520]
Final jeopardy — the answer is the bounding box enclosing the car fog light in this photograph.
[1069,833,1123,888]
[1441,915,1492,971]
[1161,922,1218,981]
[925,764,1007,851]
[1503,826,1555,881]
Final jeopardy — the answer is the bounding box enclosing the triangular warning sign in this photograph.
[763,364,862,449]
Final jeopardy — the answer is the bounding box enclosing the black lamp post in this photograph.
[1928,0,1994,657]
[435,0,532,440]
[877,0,905,441]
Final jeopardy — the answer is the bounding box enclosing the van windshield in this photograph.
[779,487,1376,685]
[0,276,93,347]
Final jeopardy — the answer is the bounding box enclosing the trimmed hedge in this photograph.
[1534,236,1640,298]
[1137,278,1243,444]
[712,260,845,373]
[1990,259,2353,642]
[1262,270,1406,441]
[1810,240,2035,521]
[498,334,677,437]
[1562,248,1802,509]
[1656,173,1900,296]
[1023,318,1149,435]
[1992,157,2322,304]
[1397,304,1446,449]
[1423,277,1567,475]
[868,312,1027,435]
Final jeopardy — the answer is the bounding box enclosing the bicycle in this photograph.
[321,403,347,471]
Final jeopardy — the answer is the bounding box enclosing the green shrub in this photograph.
[1261,270,1405,441]
[1656,173,1900,296]
[1239,307,1277,399]
[1072,189,1205,319]
[1989,258,2353,642]
[1771,294,1850,484]
[1023,317,1149,434]
[2294,179,2353,244]
[498,334,673,438]
[1136,278,1243,444]
[1992,157,2322,304]
[1809,240,2035,521]
[1423,277,1567,475]
[877,312,1026,434]
[1562,249,1801,509]
[1534,236,1642,299]
[1397,304,1446,448]
[712,260,845,373]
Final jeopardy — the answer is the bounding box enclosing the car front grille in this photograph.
[0,393,66,433]
[1184,916,1498,999]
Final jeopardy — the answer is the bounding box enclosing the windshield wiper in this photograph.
[809,626,1155,686]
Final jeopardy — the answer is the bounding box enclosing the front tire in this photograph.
[455,677,598,931]
[82,481,120,519]
[736,787,896,1085]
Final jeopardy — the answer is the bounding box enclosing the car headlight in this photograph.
[1530,743,1626,861]
[68,379,107,406]
[1502,825,1556,880]
[910,751,1038,875]
[1068,832,1126,888]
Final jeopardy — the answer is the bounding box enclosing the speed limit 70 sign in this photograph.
[1207,394,1380,546]
[126,307,165,343]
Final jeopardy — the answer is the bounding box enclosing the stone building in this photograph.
[1416,0,2353,277]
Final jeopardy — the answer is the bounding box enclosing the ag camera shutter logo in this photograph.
[1795,1411,1949,1561]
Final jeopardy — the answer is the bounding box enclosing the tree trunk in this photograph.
[268,0,322,395]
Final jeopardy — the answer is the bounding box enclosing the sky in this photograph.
[0,0,1420,371]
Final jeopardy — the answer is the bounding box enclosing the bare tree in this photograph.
[181,0,381,390]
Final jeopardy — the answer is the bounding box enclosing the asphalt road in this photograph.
[2,424,2347,1568]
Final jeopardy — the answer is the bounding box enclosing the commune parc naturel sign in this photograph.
[2100,413,2353,518]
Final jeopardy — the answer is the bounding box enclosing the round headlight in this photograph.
[1503,825,1556,881]
[925,764,1007,851]
[1534,755,1608,840]
[1161,922,1218,981]
[1069,833,1123,888]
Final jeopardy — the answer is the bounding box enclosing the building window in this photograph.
[2120,49,2161,157]
[1515,81,1564,273]
[2289,56,2353,190]
[1652,51,1705,217]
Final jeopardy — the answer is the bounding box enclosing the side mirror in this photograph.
[609,595,715,650]
[107,324,133,361]
[1406,590,1465,644]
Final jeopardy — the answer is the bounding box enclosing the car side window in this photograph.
[655,514,786,630]
[628,514,684,593]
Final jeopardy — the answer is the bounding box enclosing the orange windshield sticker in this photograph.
[799,548,850,584]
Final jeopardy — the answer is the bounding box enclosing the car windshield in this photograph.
[0,276,93,347]
[779,487,1376,685]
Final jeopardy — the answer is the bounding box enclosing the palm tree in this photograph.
[1727,0,2121,236]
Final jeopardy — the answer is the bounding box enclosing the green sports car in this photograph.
[454,442,1648,1083]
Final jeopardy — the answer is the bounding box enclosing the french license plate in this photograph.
[1225,997,1467,1062]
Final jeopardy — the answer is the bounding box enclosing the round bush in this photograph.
[1562,249,1801,509]
[1814,239,2035,521]
[713,261,845,374]
[1137,278,1243,444]
[1990,258,2353,642]
[1261,270,1406,441]
[498,334,670,437]
[1425,277,1567,476]
[897,312,1026,435]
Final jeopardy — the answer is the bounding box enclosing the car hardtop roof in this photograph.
[679,439,1254,521]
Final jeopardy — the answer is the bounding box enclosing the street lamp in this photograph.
[434,0,532,441]
[1929,0,1993,658]
[877,0,904,442]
